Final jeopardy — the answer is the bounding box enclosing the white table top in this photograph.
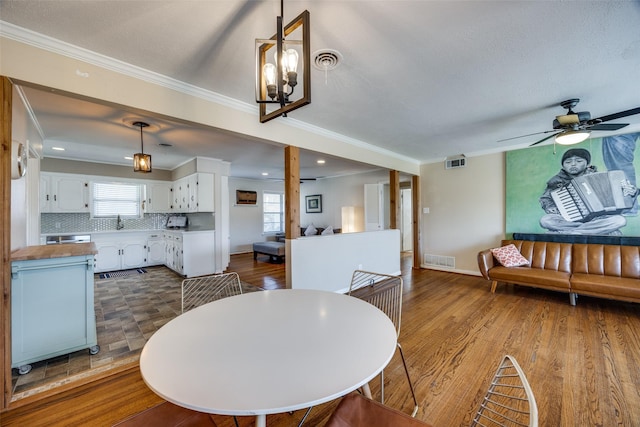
[140,289,397,417]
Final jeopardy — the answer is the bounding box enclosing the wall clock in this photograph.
[12,140,27,179]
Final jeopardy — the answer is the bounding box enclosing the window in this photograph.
[263,191,284,233]
[92,182,143,218]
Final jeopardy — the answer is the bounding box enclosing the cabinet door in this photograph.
[55,176,89,212]
[94,243,121,272]
[147,239,165,266]
[174,178,187,212]
[40,175,52,212]
[121,242,147,269]
[146,182,172,213]
[194,173,215,212]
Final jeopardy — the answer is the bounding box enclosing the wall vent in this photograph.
[445,155,466,169]
[424,254,456,269]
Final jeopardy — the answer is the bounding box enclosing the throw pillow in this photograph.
[321,226,334,235]
[490,244,529,267]
[304,224,317,236]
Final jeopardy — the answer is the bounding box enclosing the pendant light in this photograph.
[133,121,152,173]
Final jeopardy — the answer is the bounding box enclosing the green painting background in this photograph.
[506,135,640,237]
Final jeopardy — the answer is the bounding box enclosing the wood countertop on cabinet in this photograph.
[11,242,98,261]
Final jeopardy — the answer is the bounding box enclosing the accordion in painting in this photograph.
[551,170,635,222]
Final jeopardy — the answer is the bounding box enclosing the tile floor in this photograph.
[10,266,261,400]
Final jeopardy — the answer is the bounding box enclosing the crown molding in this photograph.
[1,20,419,169]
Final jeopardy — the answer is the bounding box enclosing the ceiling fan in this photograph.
[500,99,640,147]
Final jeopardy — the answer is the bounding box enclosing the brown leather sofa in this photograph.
[478,239,640,305]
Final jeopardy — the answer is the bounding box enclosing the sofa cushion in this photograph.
[503,240,573,273]
[321,226,334,235]
[488,266,571,291]
[491,244,529,267]
[572,243,640,278]
[571,273,640,301]
[304,224,317,236]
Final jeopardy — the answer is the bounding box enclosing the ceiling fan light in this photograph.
[555,130,591,145]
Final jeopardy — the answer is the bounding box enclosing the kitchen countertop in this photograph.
[41,228,214,236]
[11,242,98,261]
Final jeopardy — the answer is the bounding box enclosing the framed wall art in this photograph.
[306,194,322,213]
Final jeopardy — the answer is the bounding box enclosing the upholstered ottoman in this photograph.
[252,241,285,263]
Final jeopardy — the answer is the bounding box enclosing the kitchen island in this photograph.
[11,243,99,374]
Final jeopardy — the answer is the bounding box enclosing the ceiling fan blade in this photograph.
[529,133,558,147]
[497,129,555,143]
[593,107,640,123]
[589,123,629,131]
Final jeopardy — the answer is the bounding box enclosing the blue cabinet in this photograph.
[11,254,98,374]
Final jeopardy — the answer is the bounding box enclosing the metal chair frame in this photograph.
[348,270,419,417]
[471,355,538,427]
[181,272,243,313]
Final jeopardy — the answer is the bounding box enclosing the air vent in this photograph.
[313,49,343,71]
[445,155,466,169]
[424,254,456,269]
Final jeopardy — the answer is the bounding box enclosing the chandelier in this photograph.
[256,1,310,123]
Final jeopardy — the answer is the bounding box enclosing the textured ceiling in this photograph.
[1,0,640,178]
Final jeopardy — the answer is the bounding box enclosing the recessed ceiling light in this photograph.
[262,172,269,176]
[124,156,133,160]
[51,147,65,151]
[317,159,326,164]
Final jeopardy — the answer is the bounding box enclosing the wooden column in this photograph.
[389,170,400,229]
[412,175,421,269]
[1,76,13,410]
[284,146,300,239]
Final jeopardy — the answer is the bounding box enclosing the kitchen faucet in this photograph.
[116,214,124,230]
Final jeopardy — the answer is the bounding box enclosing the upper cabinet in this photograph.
[145,181,173,213]
[173,173,214,213]
[40,173,89,213]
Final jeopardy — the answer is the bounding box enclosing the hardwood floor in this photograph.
[2,252,640,426]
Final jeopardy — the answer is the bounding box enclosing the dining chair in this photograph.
[182,271,243,313]
[112,401,218,426]
[324,392,432,427]
[471,355,538,427]
[348,270,419,417]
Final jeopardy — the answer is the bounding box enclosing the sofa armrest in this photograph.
[477,249,496,280]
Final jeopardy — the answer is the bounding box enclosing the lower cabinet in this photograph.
[164,230,215,277]
[11,254,99,374]
[93,234,148,273]
[93,230,215,277]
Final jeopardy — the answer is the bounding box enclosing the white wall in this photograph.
[288,229,401,293]
[228,177,284,253]
[420,152,505,275]
[10,85,43,250]
[299,169,393,230]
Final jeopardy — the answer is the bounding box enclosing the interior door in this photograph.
[364,183,384,231]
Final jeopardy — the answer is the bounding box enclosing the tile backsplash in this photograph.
[41,213,170,234]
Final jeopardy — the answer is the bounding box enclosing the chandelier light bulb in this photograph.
[262,63,277,99]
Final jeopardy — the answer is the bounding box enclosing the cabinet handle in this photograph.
[46,194,49,201]
[54,195,57,201]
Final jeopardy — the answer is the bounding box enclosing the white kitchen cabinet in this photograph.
[187,173,214,212]
[164,230,215,277]
[40,173,89,213]
[147,232,166,266]
[145,181,173,213]
[93,233,148,272]
[172,173,214,213]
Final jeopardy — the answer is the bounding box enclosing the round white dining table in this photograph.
[139,288,397,427]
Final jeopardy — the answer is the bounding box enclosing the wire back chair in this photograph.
[471,355,538,427]
[181,272,243,313]
[348,270,419,417]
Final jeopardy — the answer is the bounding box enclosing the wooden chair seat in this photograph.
[325,393,432,427]
[113,401,217,427]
